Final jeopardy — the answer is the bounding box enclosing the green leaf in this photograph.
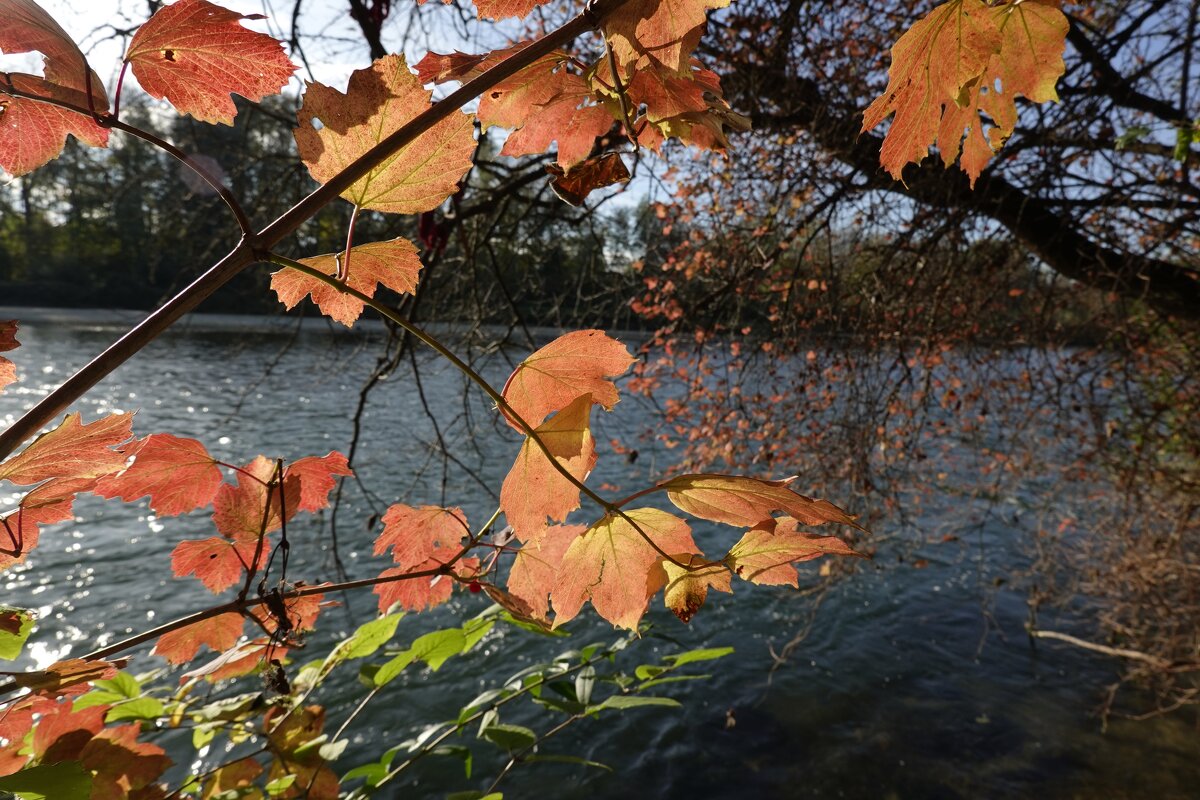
[481,723,536,751]
[341,762,386,787]
[411,628,466,671]
[574,665,596,706]
[431,744,473,778]
[266,774,298,796]
[588,695,682,714]
[634,664,665,680]
[93,671,140,698]
[106,696,164,722]
[0,762,92,799]
[461,618,494,651]
[319,739,349,761]
[524,754,612,772]
[327,613,404,668]
[373,650,417,688]
[638,673,712,690]
[0,607,35,661]
[446,792,503,800]
[663,646,734,667]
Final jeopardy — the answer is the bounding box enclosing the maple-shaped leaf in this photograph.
[605,0,731,73]
[507,524,584,621]
[211,455,300,540]
[0,321,18,393]
[414,43,547,84]
[285,452,353,512]
[295,53,475,214]
[473,0,548,21]
[0,476,89,570]
[660,473,861,529]
[151,611,244,665]
[15,658,122,698]
[473,50,573,130]
[725,517,865,587]
[652,553,731,623]
[0,0,109,99]
[373,503,468,568]
[30,700,106,764]
[124,0,295,125]
[0,74,111,177]
[171,535,265,593]
[374,552,478,613]
[501,394,596,539]
[551,507,699,629]
[93,433,222,517]
[862,0,1066,184]
[0,412,132,485]
[547,152,630,206]
[271,238,423,327]
[81,724,171,796]
[499,78,615,168]
[501,330,635,431]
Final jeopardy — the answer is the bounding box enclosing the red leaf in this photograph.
[373,552,476,613]
[0,477,91,570]
[31,700,106,764]
[372,504,469,569]
[506,524,584,621]
[151,612,244,665]
[551,508,698,629]
[94,433,223,517]
[0,321,18,393]
[14,657,122,698]
[171,535,264,593]
[501,330,634,431]
[285,452,353,513]
[547,153,630,206]
[124,0,295,124]
[0,412,133,485]
[498,75,615,168]
[653,553,732,623]
[270,239,423,327]
[211,456,300,540]
[0,0,109,99]
[606,0,730,73]
[81,724,172,794]
[295,54,475,214]
[500,394,596,539]
[473,0,548,20]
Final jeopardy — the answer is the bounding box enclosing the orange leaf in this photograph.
[372,504,469,569]
[498,76,615,168]
[0,0,108,99]
[171,535,263,593]
[285,452,353,512]
[82,724,172,796]
[551,508,698,629]
[660,473,861,529]
[373,551,476,613]
[0,74,110,176]
[473,0,549,20]
[124,0,295,124]
[507,524,585,622]
[725,517,865,587]
[0,321,17,393]
[270,238,423,327]
[0,412,133,485]
[500,394,596,540]
[501,330,634,431]
[605,0,730,73]
[653,553,731,623]
[30,700,106,763]
[295,54,475,214]
[211,456,300,540]
[151,611,244,665]
[94,433,223,517]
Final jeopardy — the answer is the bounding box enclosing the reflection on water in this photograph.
[1,311,1198,799]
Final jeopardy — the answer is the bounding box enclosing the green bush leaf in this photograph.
[0,762,92,799]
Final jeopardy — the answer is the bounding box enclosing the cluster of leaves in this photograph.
[0,0,1077,795]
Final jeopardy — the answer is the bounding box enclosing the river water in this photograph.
[1,309,1197,799]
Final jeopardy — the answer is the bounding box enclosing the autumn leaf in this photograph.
[211,455,300,540]
[271,238,423,327]
[660,473,861,529]
[295,53,475,214]
[373,552,477,613]
[93,433,223,517]
[181,639,286,683]
[151,612,244,665]
[862,0,1066,184]
[547,152,631,206]
[552,508,699,629]
[725,517,865,587]
[501,394,596,539]
[605,0,731,73]
[0,74,110,177]
[0,412,133,486]
[30,701,106,763]
[505,525,584,622]
[372,503,469,569]
[414,43,549,84]
[285,452,353,512]
[171,535,264,593]
[124,0,295,125]
[497,73,615,168]
[14,658,123,698]
[0,321,17,393]
[0,477,91,570]
[501,330,635,430]
[653,553,731,623]
[473,0,549,21]
[81,725,171,796]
